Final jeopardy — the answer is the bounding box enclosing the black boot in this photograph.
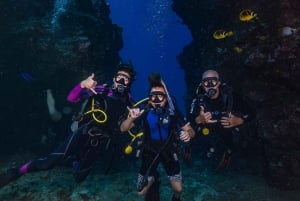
[171,194,182,201]
[145,172,161,201]
[0,168,21,188]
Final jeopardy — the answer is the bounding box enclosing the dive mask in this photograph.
[149,91,166,103]
[115,73,130,86]
[202,77,219,88]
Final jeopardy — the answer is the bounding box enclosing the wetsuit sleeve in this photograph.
[118,97,135,129]
[67,84,106,103]
[67,83,85,103]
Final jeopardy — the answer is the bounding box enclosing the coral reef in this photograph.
[173,0,300,189]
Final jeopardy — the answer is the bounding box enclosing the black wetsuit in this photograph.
[135,105,187,192]
[188,86,254,157]
[1,83,134,185]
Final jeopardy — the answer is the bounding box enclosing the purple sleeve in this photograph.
[67,83,84,103]
[95,85,105,93]
[67,84,106,103]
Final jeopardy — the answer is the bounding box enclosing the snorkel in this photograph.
[160,79,175,115]
[161,78,188,127]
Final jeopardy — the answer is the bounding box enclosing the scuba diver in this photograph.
[0,62,136,187]
[120,73,195,201]
[187,69,255,169]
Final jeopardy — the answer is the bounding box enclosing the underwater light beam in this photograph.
[51,0,70,32]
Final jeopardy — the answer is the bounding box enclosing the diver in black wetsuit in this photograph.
[0,62,136,187]
[187,69,255,169]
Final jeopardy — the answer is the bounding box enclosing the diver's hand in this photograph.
[180,122,195,142]
[120,107,143,132]
[180,130,191,142]
[127,107,144,120]
[220,113,244,128]
[80,73,98,94]
[195,106,214,124]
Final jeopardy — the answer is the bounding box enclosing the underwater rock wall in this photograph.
[0,0,299,190]
[172,0,300,189]
[0,0,123,153]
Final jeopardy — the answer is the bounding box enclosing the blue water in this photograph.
[51,0,70,32]
[108,0,192,114]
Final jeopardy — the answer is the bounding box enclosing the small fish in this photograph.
[278,26,297,37]
[213,30,233,40]
[239,9,258,22]
[233,46,243,53]
[20,72,36,81]
[257,35,267,41]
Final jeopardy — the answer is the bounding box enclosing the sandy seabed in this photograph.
[0,151,299,201]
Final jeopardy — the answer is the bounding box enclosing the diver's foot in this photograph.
[144,172,161,201]
[0,168,21,188]
[171,194,182,201]
[216,151,232,170]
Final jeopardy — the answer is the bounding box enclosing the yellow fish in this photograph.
[233,46,243,53]
[257,35,267,41]
[213,30,234,40]
[239,9,258,22]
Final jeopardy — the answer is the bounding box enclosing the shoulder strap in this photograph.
[221,83,233,113]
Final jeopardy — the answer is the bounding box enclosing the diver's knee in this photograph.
[137,190,147,196]
[170,181,183,194]
[173,186,182,194]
